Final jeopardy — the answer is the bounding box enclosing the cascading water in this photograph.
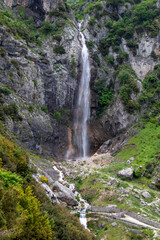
[73,23,91,159]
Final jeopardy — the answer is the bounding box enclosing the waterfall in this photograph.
[71,23,91,160]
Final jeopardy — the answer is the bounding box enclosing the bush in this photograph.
[98,88,114,107]
[53,45,66,55]
[106,54,114,65]
[39,175,48,184]
[119,84,132,104]
[89,17,96,26]
[93,52,101,67]
[41,105,48,113]
[87,40,94,49]
[118,70,131,84]
[117,51,129,64]
[28,104,34,113]
[143,74,158,90]
[11,59,20,70]
[52,35,62,42]
[40,21,58,35]
[54,111,61,122]
[0,47,6,57]
[126,100,140,113]
[4,103,19,117]
[0,135,28,174]
[0,86,11,95]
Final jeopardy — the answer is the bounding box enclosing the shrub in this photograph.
[28,104,34,113]
[106,54,114,65]
[117,51,129,64]
[0,135,28,174]
[89,17,96,26]
[134,167,144,178]
[118,70,131,84]
[105,20,113,28]
[52,35,62,42]
[98,88,114,107]
[4,103,18,117]
[11,59,19,70]
[119,84,132,104]
[0,47,6,57]
[87,40,94,49]
[126,40,138,56]
[39,175,48,184]
[41,105,48,113]
[151,50,158,60]
[40,21,58,35]
[0,86,11,95]
[138,94,148,104]
[14,148,21,158]
[143,74,158,90]
[93,53,101,67]
[54,111,61,122]
[53,45,66,55]
[126,100,140,113]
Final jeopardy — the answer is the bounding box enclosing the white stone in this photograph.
[142,191,151,199]
[117,168,133,179]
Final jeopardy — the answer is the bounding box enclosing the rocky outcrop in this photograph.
[121,35,160,79]
[52,181,78,206]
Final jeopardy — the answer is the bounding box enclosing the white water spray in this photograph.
[73,23,91,159]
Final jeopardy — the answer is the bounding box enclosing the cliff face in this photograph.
[0,0,82,159]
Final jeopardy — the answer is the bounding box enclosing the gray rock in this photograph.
[117,168,133,179]
[110,178,117,185]
[127,160,131,165]
[112,222,117,227]
[142,191,151,199]
[52,181,78,206]
[129,157,135,161]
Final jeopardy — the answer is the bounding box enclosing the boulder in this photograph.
[142,191,151,199]
[117,168,133,179]
[52,181,78,206]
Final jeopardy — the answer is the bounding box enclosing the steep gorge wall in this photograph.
[0,0,82,160]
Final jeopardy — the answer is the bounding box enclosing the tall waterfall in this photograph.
[66,23,91,160]
[73,23,91,159]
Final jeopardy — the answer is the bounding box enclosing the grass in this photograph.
[116,122,160,166]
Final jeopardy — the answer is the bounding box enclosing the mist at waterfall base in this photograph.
[66,23,91,161]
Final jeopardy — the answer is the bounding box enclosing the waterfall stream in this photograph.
[74,23,91,159]
[67,23,91,160]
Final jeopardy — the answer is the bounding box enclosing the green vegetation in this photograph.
[138,64,160,115]
[0,47,6,57]
[116,121,160,177]
[93,78,114,115]
[0,132,94,239]
[53,45,66,55]
[41,105,48,114]
[113,66,140,113]
[0,6,67,46]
